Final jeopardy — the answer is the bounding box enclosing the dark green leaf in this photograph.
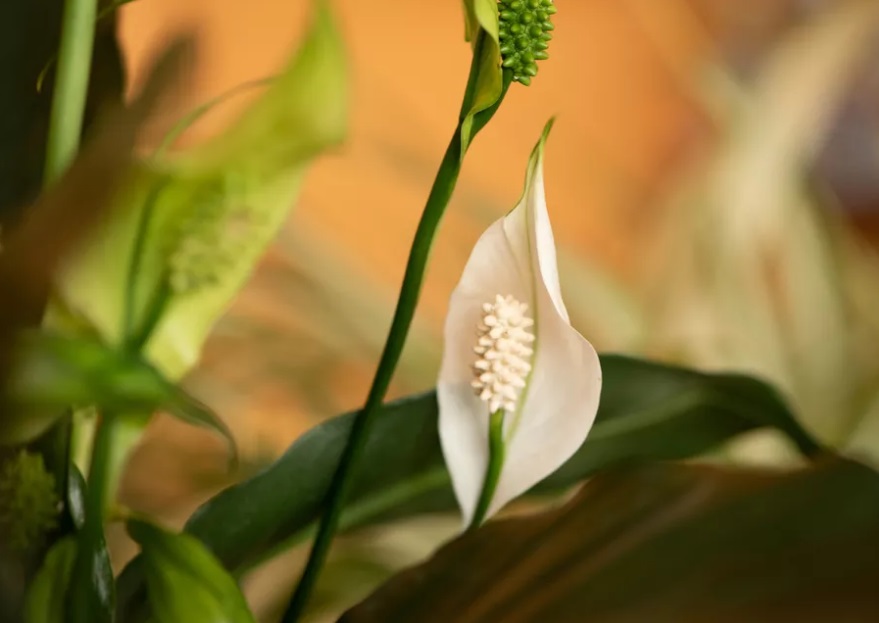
[24,537,76,623]
[127,519,255,623]
[66,466,114,623]
[342,459,879,622]
[116,355,820,620]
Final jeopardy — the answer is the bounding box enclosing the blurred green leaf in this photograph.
[24,537,76,623]
[128,519,256,623]
[55,0,347,379]
[643,0,879,456]
[342,459,879,622]
[116,355,820,620]
[0,33,183,438]
[3,332,234,457]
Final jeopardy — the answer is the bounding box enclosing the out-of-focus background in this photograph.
[113,1,879,620]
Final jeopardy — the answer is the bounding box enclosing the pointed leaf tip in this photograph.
[534,117,556,159]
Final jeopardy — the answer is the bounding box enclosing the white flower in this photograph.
[438,122,602,526]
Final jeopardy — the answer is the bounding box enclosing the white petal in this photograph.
[489,122,602,516]
[438,219,531,527]
[439,121,602,526]
[503,129,570,324]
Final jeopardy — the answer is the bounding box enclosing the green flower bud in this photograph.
[0,451,60,552]
[498,0,557,86]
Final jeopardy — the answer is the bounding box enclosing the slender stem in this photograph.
[281,51,512,623]
[157,76,275,154]
[83,413,115,517]
[44,0,100,184]
[468,410,506,530]
[282,124,464,623]
[126,280,171,352]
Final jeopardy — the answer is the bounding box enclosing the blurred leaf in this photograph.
[55,1,347,379]
[342,459,879,623]
[24,537,76,623]
[116,355,820,620]
[127,519,255,623]
[645,0,879,451]
[2,332,235,457]
[0,37,189,444]
[557,251,646,352]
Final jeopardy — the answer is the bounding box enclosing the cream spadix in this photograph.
[438,121,602,527]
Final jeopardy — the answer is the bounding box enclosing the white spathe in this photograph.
[438,122,603,526]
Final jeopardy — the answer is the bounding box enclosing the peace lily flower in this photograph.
[438,121,602,527]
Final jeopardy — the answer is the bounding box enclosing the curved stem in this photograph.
[282,123,464,623]
[128,280,171,351]
[281,45,512,623]
[44,0,99,184]
[83,413,115,518]
[468,410,506,530]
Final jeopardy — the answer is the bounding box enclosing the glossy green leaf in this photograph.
[128,519,256,623]
[24,537,77,623]
[3,331,234,457]
[116,355,820,620]
[342,459,879,622]
[54,0,347,379]
[66,466,115,623]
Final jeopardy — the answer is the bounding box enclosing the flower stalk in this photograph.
[282,30,512,622]
[469,409,506,530]
[44,0,100,184]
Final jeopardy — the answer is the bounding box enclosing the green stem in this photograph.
[281,120,464,623]
[44,0,100,184]
[126,280,171,352]
[281,43,512,623]
[83,413,115,517]
[468,410,506,530]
